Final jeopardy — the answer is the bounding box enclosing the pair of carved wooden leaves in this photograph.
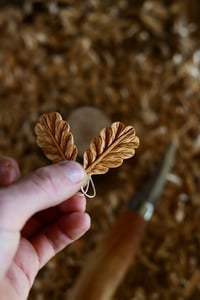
[35,112,139,181]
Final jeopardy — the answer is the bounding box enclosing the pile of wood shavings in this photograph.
[0,1,200,299]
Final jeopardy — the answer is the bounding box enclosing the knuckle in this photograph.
[32,167,59,196]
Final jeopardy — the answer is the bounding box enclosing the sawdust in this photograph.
[0,1,200,299]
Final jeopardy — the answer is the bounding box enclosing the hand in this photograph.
[0,157,90,300]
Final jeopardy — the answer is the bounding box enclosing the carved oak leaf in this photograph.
[35,112,78,163]
[83,122,139,175]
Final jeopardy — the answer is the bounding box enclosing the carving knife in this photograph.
[70,141,177,300]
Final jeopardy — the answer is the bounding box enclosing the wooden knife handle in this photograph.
[70,210,147,300]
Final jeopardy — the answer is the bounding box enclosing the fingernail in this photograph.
[58,161,86,184]
[0,158,11,170]
[0,158,20,186]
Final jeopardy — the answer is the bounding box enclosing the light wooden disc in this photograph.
[68,106,111,156]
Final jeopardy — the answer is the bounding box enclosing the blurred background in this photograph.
[0,1,200,299]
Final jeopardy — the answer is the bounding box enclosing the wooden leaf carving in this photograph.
[83,122,139,175]
[35,112,78,163]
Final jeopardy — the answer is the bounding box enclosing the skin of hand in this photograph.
[0,156,91,300]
